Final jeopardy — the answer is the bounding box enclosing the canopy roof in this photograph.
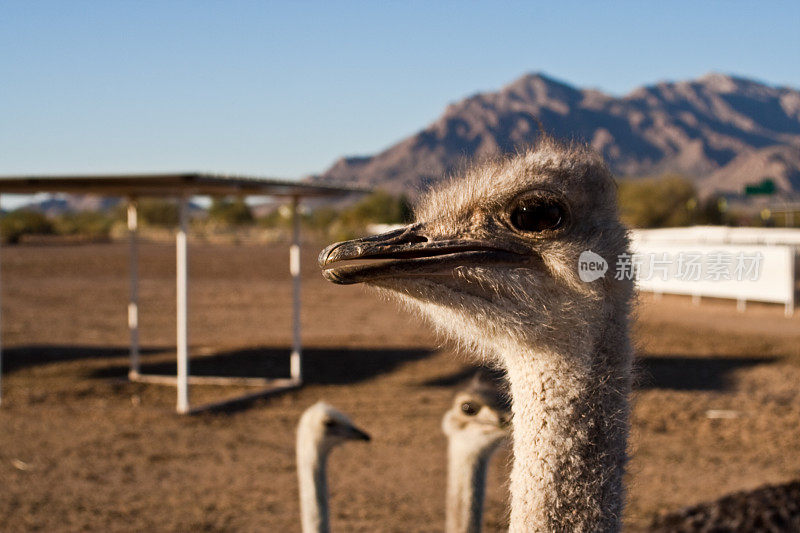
[0,172,363,197]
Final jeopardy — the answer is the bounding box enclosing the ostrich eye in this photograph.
[324,420,337,428]
[509,196,566,233]
[461,402,479,416]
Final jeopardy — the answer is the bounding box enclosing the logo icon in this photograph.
[578,250,608,282]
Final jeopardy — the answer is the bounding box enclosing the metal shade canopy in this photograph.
[0,173,366,414]
[0,172,361,197]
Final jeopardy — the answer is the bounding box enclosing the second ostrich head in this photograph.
[298,401,371,455]
[296,402,370,533]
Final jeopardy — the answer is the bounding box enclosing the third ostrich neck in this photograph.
[447,432,496,533]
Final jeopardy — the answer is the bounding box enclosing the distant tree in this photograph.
[136,199,180,227]
[208,197,254,226]
[305,207,339,231]
[1,210,54,244]
[617,175,697,228]
[695,195,726,225]
[257,191,414,240]
[53,211,114,239]
[343,191,414,226]
[257,208,286,228]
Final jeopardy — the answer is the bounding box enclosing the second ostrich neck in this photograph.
[298,443,330,533]
[504,321,631,533]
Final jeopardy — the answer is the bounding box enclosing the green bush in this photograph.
[53,211,114,239]
[208,197,254,226]
[136,199,180,227]
[258,191,413,240]
[257,209,286,228]
[320,191,413,240]
[618,175,697,228]
[1,210,55,244]
[344,191,413,225]
[305,207,339,231]
[694,195,726,225]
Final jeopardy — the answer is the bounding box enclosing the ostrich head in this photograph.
[442,370,511,448]
[319,138,632,362]
[320,139,635,531]
[298,401,371,456]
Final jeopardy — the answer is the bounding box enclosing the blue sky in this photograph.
[1,0,798,198]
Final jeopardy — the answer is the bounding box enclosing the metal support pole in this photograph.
[289,196,302,382]
[127,198,140,379]
[0,194,3,406]
[176,196,189,414]
[787,249,796,318]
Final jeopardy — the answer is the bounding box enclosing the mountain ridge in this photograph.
[312,72,800,196]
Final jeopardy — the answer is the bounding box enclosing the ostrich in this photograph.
[443,370,511,533]
[296,401,371,533]
[649,479,800,532]
[319,137,634,532]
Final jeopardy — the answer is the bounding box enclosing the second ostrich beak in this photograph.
[319,223,530,285]
[339,423,371,442]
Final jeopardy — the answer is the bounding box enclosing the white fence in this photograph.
[631,227,797,316]
[630,242,796,315]
[634,225,800,246]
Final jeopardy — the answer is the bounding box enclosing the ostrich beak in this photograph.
[319,223,529,285]
[342,423,371,442]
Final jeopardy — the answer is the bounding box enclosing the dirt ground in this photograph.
[1,241,798,532]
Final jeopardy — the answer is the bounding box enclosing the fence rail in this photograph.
[630,228,797,316]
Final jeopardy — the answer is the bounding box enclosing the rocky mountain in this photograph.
[313,73,800,196]
[700,145,800,194]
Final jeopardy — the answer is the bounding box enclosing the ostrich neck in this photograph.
[504,322,631,532]
[446,437,500,533]
[297,442,330,533]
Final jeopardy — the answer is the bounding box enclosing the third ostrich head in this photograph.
[443,370,511,533]
[442,370,511,449]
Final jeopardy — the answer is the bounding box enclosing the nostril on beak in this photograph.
[394,224,429,245]
[404,234,428,244]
